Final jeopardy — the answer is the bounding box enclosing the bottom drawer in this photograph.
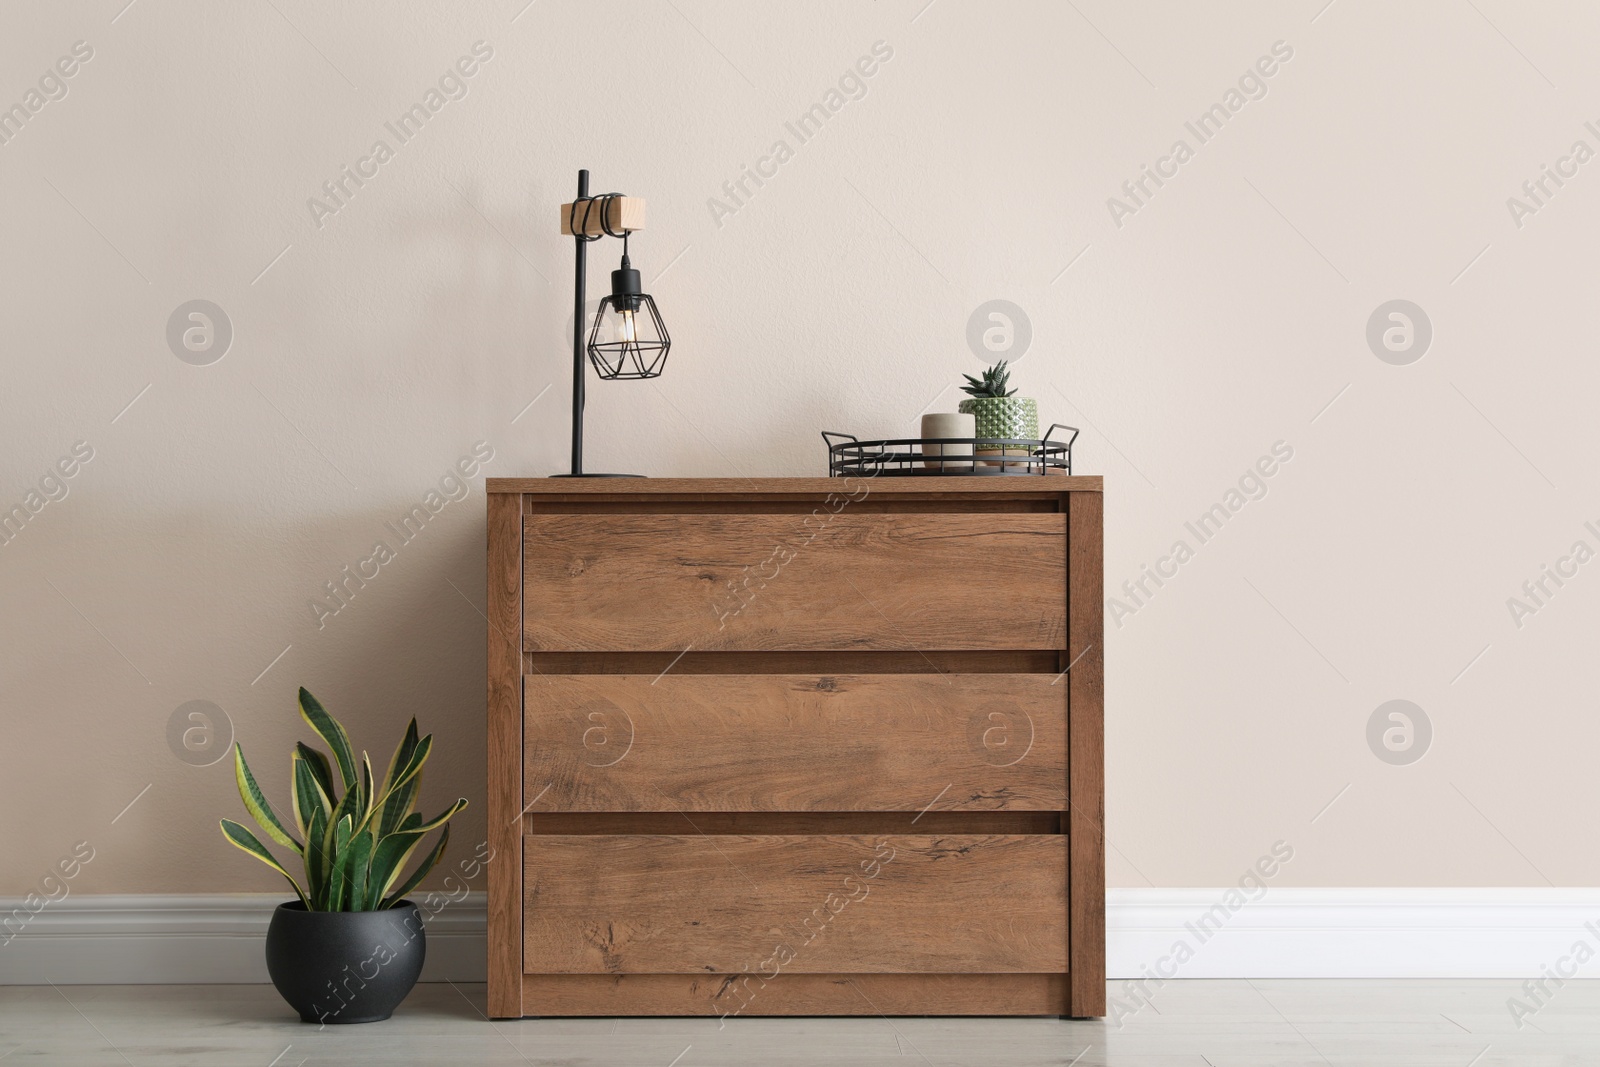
[523,834,1067,974]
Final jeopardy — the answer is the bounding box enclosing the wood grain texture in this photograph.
[492,476,1104,1017]
[520,972,1068,1017]
[489,475,1103,494]
[524,674,1066,812]
[523,834,1067,975]
[485,492,524,1018]
[522,513,1067,652]
[526,649,1062,675]
[558,196,645,235]
[521,811,1060,835]
[1066,490,1106,1017]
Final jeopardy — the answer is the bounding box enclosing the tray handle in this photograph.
[821,430,860,449]
[1042,423,1081,449]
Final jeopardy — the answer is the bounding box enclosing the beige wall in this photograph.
[2,0,1590,897]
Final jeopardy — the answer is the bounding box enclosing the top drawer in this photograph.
[523,512,1066,652]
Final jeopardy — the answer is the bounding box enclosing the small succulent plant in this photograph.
[961,360,1018,399]
[220,688,467,911]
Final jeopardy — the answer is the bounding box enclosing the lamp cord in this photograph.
[569,192,630,243]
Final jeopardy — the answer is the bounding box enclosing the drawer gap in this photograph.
[523,812,1061,835]
[526,650,1061,674]
[525,499,1065,514]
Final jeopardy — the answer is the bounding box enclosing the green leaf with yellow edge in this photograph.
[382,719,419,787]
[304,803,330,907]
[381,824,451,910]
[367,829,427,906]
[298,688,356,790]
[409,798,467,836]
[347,829,375,912]
[357,735,433,836]
[359,751,375,821]
[378,777,419,840]
[291,754,331,842]
[326,760,366,848]
[376,720,420,837]
[326,814,354,911]
[295,742,335,801]
[233,744,301,855]
[220,819,307,906]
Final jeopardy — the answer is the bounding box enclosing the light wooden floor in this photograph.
[0,980,1589,1065]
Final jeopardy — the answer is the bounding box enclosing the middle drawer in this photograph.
[523,673,1066,812]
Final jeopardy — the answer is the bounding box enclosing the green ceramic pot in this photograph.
[958,396,1039,441]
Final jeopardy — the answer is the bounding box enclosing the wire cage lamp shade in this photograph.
[587,292,670,379]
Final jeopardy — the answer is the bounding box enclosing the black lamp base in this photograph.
[549,473,646,478]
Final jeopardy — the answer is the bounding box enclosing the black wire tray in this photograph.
[823,424,1079,477]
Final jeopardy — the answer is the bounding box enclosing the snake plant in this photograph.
[219,688,467,911]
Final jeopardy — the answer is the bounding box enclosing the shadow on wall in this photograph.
[6,166,866,896]
[236,504,494,898]
[388,169,890,479]
[3,497,494,897]
[246,170,568,457]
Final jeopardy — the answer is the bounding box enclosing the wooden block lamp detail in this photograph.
[558,196,645,236]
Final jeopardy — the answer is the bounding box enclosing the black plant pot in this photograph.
[264,900,426,1024]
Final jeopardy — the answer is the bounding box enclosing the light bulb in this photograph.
[619,307,637,343]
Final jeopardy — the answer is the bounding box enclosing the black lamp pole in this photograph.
[569,168,588,476]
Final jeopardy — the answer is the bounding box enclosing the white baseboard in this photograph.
[2,889,1591,984]
[0,893,485,985]
[1109,888,1600,978]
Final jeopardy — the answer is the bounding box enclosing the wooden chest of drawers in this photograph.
[485,477,1104,1017]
